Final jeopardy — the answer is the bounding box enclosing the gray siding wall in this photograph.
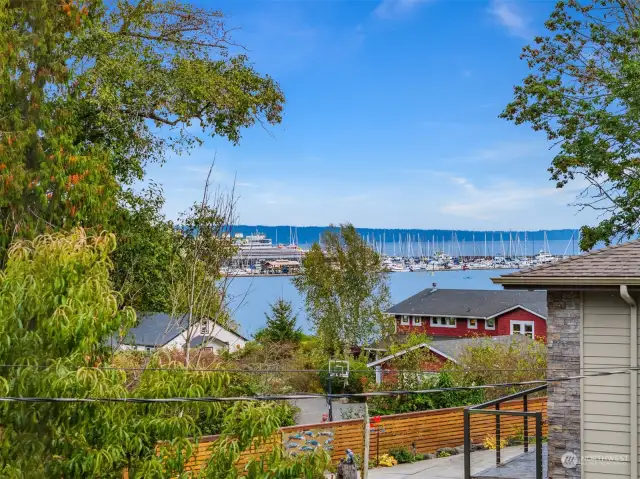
[583,291,632,478]
[548,291,581,479]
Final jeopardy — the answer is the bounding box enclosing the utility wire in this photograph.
[0,364,616,374]
[0,367,637,404]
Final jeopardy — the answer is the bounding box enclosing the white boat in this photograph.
[535,250,556,263]
[388,262,409,272]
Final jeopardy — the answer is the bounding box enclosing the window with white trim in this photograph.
[200,321,209,335]
[400,315,410,326]
[485,318,496,330]
[430,317,457,328]
[467,318,478,329]
[413,316,422,326]
[511,320,534,338]
[145,346,153,352]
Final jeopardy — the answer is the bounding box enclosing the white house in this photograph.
[113,312,247,353]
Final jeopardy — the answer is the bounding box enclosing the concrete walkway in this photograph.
[367,446,527,479]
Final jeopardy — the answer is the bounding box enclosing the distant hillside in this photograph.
[232,225,578,245]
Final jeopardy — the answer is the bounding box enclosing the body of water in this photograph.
[227,269,518,337]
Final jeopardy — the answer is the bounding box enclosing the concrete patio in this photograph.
[367,446,529,479]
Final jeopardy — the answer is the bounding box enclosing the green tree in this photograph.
[0,230,327,478]
[111,184,178,312]
[1,1,284,309]
[501,0,640,250]
[292,223,392,356]
[255,298,304,343]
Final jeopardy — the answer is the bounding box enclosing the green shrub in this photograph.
[368,371,485,416]
[445,336,546,400]
[389,447,415,464]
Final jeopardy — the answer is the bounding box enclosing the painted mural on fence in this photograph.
[284,428,334,457]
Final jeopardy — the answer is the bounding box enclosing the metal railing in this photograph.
[463,384,547,479]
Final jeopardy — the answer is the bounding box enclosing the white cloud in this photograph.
[488,0,531,39]
[439,175,571,222]
[445,140,549,164]
[374,0,433,19]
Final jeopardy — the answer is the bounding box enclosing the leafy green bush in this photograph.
[444,336,546,400]
[389,447,415,464]
[368,371,485,416]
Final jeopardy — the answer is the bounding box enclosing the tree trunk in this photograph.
[337,462,358,479]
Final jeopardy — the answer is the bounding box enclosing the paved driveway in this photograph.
[367,446,526,479]
[291,398,365,425]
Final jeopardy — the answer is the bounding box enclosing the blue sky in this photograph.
[145,0,598,231]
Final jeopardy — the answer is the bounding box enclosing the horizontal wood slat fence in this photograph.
[123,397,546,477]
[370,396,547,457]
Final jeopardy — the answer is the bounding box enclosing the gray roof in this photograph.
[367,335,534,367]
[119,313,247,347]
[122,313,185,347]
[386,288,547,319]
[494,240,640,286]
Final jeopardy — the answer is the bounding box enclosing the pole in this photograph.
[535,413,543,479]
[327,371,333,422]
[463,409,471,479]
[523,394,529,453]
[495,403,501,466]
[363,403,370,479]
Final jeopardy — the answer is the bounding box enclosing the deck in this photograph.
[473,444,547,479]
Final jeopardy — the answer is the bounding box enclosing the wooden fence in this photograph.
[176,418,365,475]
[126,397,546,477]
[369,396,547,457]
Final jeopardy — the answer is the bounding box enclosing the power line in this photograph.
[0,367,636,404]
[0,363,618,374]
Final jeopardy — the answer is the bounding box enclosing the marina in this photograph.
[223,230,574,276]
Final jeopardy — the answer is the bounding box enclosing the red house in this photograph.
[386,288,547,341]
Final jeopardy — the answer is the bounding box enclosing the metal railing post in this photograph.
[464,408,471,479]
[495,403,501,465]
[535,412,543,479]
[523,394,529,453]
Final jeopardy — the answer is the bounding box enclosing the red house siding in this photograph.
[395,308,547,341]
[396,317,499,338]
[494,308,547,341]
[380,351,449,384]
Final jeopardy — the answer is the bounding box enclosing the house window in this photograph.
[485,318,496,330]
[413,316,422,326]
[430,317,457,328]
[400,315,410,326]
[467,318,478,329]
[511,321,534,338]
[145,346,153,352]
[200,322,209,335]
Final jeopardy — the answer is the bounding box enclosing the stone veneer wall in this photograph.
[547,291,581,479]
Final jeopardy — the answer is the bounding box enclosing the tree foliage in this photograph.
[1,0,284,309]
[292,223,392,356]
[367,372,484,416]
[501,0,640,249]
[445,336,546,400]
[255,298,304,343]
[0,230,327,478]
